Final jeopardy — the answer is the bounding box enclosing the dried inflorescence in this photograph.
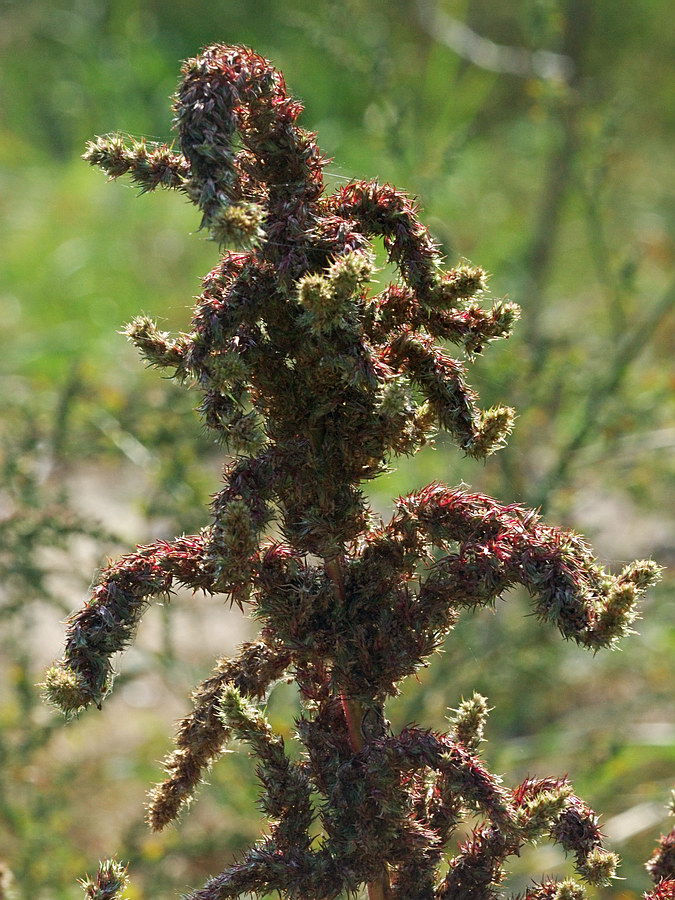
[79,859,129,900]
[645,798,675,900]
[44,45,671,899]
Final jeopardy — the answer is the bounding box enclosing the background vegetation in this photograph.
[1,1,673,897]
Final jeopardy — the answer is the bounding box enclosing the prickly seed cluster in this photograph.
[43,45,672,899]
[80,859,129,900]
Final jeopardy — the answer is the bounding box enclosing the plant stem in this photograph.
[341,695,364,753]
[324,555,393,900]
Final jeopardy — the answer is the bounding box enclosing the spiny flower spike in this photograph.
[646,793,675,892]
[45,44,666,900]
[79,859,129,900]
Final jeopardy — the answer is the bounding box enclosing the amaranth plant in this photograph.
[45,44,674,900]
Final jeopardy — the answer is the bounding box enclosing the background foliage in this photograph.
[1,1,673,897]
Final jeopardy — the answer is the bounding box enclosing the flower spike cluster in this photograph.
[645,797,675,900]
[45,45,670,900]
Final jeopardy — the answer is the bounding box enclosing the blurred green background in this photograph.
[1,1,674,897]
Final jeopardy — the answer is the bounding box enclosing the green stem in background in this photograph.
[533,278,675,508]
[580,167,629,339]
[497,0,591,503]
[521,0,590,373]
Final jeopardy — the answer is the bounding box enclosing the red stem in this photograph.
[324,555,392,900]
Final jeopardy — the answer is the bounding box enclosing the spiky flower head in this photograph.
[41,665,94,717]
[79,860,129,900]
[448,692,490,752]
[581,848,620,886]
[208,201,266,247]
[554,881,587,900]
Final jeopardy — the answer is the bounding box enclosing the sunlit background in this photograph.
[1,1,674,897]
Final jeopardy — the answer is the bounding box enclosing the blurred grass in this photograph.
[1,0,674,897]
